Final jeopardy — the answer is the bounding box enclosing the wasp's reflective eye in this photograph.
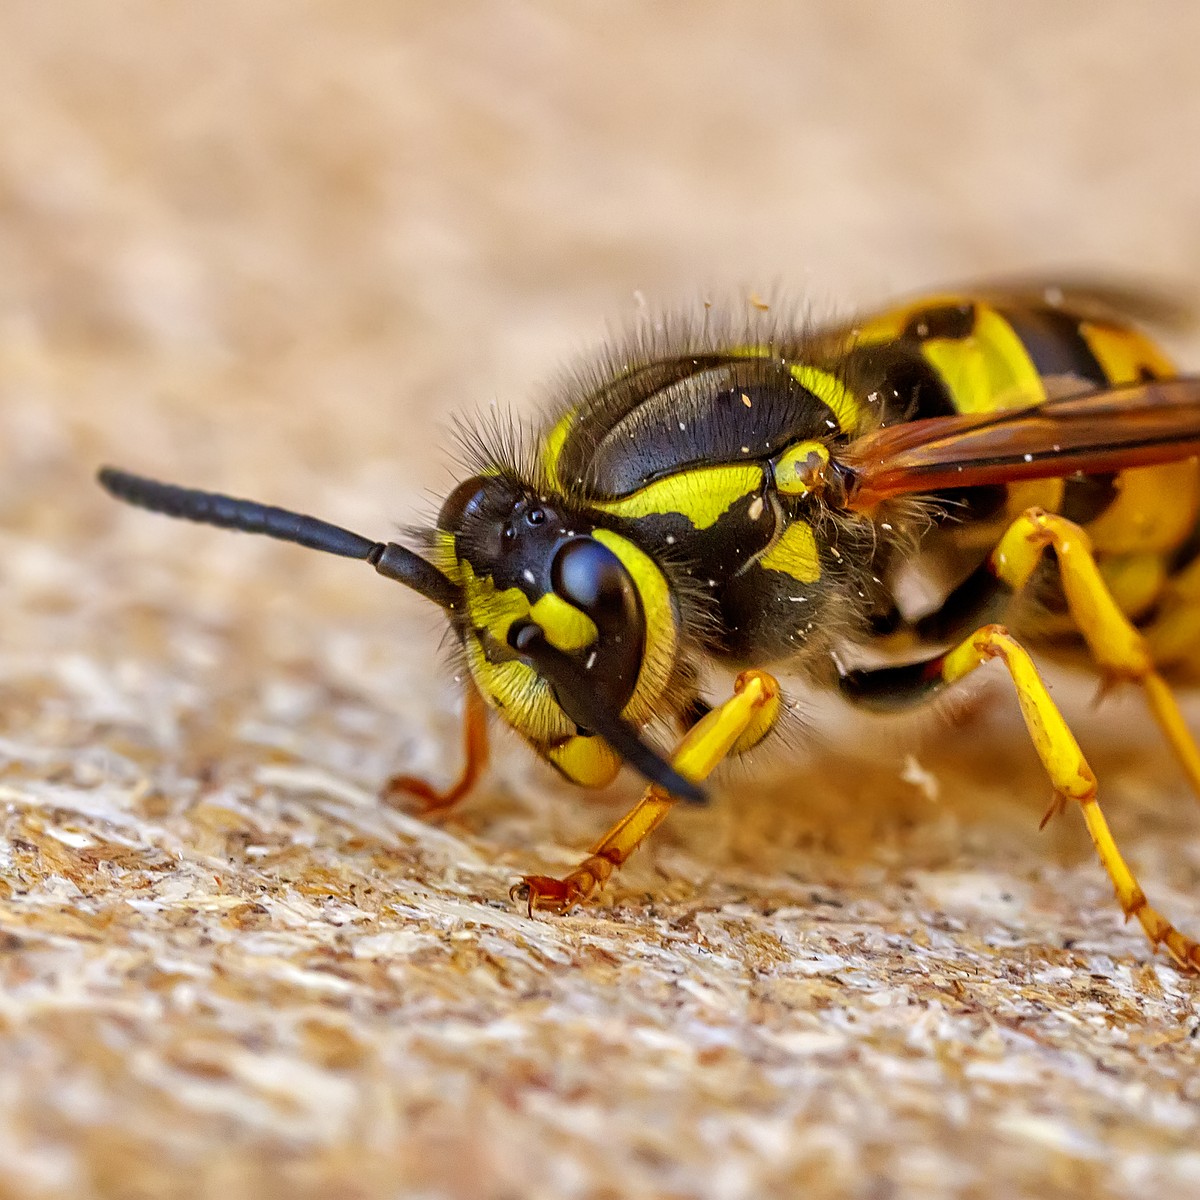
[526,506,546,526]
[551,538,637,626]
[502,521,517,548]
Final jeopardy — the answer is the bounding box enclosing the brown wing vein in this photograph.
[841,377,1200,509]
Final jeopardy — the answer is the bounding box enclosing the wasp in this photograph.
[98,282,1200,967]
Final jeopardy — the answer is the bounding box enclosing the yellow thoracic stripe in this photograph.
[758,519,821,583]
[787,363,863,434]
[541,411,574,490]
[592,464,763,529]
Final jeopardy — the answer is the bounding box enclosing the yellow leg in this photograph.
[512,670,781,914]
[993,508,1200,799]
[942,623,1200,969]
[382,685,489,815]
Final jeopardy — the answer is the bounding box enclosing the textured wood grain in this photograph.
[2,4,1200,1197]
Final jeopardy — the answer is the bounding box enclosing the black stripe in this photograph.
[998,306,1109,388]
[902,303,977,342]
[837,657,947,713]
[1059,472,1120,526]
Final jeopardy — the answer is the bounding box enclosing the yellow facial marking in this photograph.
[593,465,763,530]
[788,363,863,434]
[546,734,623,787]
[462,647,573,742]
[775,440,831,497]
[460,568,530,645]
[758,519,821,583]
[529,592,598,652]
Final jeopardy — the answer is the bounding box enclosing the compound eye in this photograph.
[549,536,646,714]
[437,476,490,533]
[550,537,636,627]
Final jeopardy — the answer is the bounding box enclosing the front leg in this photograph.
[513,669,781,913]
[382,685,489,815]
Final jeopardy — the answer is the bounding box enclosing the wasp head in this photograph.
[433,474,700,800]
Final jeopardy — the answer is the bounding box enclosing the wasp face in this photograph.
[434,474,678,790]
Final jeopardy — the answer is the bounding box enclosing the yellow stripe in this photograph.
[758,520,821,583]
[593,465,763,529]
[788,363,863,434]
[1078,322,1176,385]
[546,734,622,787]
[529,592,597,652]
[541,412,574,490]
[919,304,1044,414]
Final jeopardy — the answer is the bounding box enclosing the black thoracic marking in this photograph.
[559,357,845,499]
[604,486,780,597]
[998,305,1109,388]
[901,303,977,342]
[1059,472,1120,526]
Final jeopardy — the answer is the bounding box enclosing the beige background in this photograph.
[3,3,1200,1198]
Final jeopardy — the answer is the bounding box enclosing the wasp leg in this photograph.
[512,670,781,913]
[840,625,1200,968]
[382,685,489,815]
[991,508,1200,799]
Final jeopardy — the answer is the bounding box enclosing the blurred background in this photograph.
[3,4,1200,1198]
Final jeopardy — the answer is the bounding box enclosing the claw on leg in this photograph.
[944,623,1200,969]
[515,670,781,913]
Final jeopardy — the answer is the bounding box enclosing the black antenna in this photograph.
[97,467,461,610]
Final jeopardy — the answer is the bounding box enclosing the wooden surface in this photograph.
[2,4,1200,1198]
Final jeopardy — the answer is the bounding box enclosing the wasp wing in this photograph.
[956,275,1196,334]
[840,376,1200,510]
